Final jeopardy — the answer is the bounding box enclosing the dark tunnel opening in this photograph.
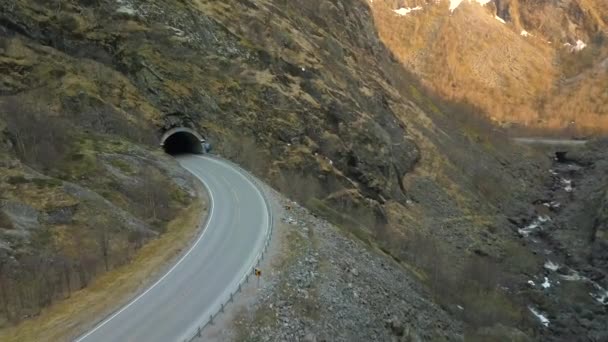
[162,131,203,155]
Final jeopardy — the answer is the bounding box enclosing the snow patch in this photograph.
[561,178,574,192]
[564,40,587,52]
[450,0,492,12]
[538,215,551,223]
[529,307,550,327]
[494,15,506,24]
[559,270,587,282]
[450,0,465,11]
[528,280,536,287]
[544,261,560,271]
[543,201,561,209]
[542,277,551,289]
[575,40,587,51]
[393,6,423,16]
[520,30,535,37]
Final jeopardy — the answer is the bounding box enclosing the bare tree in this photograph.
[128,230,146,251]
[1,98,69,171]
[98,228,111,272]
[140,169,171,223]
[0,253,15,320]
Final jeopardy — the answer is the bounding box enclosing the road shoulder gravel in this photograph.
[199,182,462,341]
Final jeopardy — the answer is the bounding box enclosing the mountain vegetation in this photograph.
[0,0,606,341]
[370,0,608,134]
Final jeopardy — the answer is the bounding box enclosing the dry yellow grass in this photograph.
[368,0,608,134]
[0,197,208,342]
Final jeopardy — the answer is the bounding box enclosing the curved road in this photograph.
[75,155,270,342]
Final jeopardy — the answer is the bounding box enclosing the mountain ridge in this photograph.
[370,0,608,134]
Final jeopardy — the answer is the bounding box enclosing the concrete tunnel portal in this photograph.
[160,127,206,155]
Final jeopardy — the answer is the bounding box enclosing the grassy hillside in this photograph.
[370,0,608,135]
[0,0,555,339]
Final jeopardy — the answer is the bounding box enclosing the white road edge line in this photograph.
[74,158,216,342]
[177,155,271,341]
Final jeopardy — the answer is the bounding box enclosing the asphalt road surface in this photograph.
[512,138,588,146]
[75,155,270,342]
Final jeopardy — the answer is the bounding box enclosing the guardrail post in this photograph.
[190,156,273,339]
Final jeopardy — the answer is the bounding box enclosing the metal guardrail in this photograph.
[183,155,274,342]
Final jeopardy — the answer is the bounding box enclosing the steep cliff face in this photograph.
[370,0,608,134]
[0,0,542,240]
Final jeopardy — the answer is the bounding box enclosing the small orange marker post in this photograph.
[254,268,262,287]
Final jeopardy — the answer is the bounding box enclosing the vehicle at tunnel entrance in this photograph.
[160,127,206,155]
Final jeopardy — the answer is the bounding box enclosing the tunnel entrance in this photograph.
[160,127,205,155]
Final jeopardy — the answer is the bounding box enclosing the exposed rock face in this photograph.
[0,0,421,208]
[369,0,608,134]
[0,0,542,235]
[0,0,556,339]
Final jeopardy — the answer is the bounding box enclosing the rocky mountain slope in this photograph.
[1,0,604,341]
[370,0,608,134]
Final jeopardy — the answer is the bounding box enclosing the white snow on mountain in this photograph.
[564,40,587,52]
[393,6,423,16]
[494,15,506,24]
[450,0,492,12]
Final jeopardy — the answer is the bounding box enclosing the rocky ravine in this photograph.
[206,141,608,342]
[0,0,583,340]
[508,140,608,341]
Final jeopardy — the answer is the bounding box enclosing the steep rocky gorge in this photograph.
[504,141,608,340]
[0,0,605,341]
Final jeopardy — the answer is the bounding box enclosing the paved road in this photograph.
[513,137,588,146]
[75,155,270,342]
